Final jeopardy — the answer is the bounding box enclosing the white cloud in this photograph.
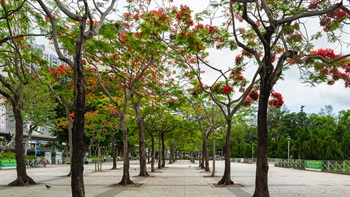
[274,67,350,114]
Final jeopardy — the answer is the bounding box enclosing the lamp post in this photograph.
[287,136,291,162]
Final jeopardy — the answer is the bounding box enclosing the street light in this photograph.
[287,136,291,162]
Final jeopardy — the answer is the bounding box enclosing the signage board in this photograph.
[0,159,16,169]
[305,160,323,171]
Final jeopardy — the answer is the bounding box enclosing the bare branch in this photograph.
[0,134,15,155]
[260,0,276,29]
[229,1,263,67]
[54,0,80,21]
[91,63,118,107]
[85,0,117,39]
[36,0,74,67]
[232,68,259,107]
[340,5,350,15]
[0,74,18,105]
[297,53,350,64]
[277,2,343,25]
[272,50,297,85]
[0,0,27,20]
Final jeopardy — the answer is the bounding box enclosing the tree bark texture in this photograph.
[218,118,234,185]
[118,115,133,185]
[145,127,155,172]
[158,131,161,169]
[65,104,73,175]
[133,101,148,176]
[161,132,165,168]
[150,134,155,172]
[71,45,86,196]
[8,106,36,186]
[111,134,117,169]
[200,141,205,169]
[203,134,209,171]
[211,132,216,177]
[253,72,272,197]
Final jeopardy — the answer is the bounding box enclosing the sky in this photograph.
[37,0,349,115]
[165,0,350,115]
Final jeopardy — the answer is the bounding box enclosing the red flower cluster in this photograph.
[313,57,350,87]
[205,24,216,34]
[319,8,347,32]
[49,64,71,79]
[235,55,243,65]
[184,71,191,77]
[231,74,244,82]
[222,85,233,94]
[249,91,259,101]
[242,96,252,107]
[310,48,337,59]
[269,92,284,109]
[150,9,167,19]
[175,5,193,26]
[195,23,204,29]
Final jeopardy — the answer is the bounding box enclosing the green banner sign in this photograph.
[0,159,17,169]
[305,160,323,171]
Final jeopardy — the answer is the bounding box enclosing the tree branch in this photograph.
[54,0,80,21]
[36,0,74,67]
[277,2,343,25]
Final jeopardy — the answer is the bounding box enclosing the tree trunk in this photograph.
[218,118,233,185]
[111,133,117,169]
[65,140,69,161]
[133,101,148,176]
[190,151,194,163]
[203,133,209,171]
[173,150,176,162]
[147,147,150,164]
[150,135,155,172]
[70,34,86,196]
[253,80,271,197]
[65,104,73,177]
[97,144,101,171]
[158,131,161,169]
[118,114,133,185]
[8,106,36,186]
[161,132,165,168]
[168,145,173,164]
[211,132,216,177]
[200,139,205,169]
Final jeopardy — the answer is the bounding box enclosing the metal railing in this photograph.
[275,159,350,173]
[324,160,350,173]
[276,160,305,169]
[25,159,41,167]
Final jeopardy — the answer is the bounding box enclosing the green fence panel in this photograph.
[0,159,17,169]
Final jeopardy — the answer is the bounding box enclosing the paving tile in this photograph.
[0,160,349,196]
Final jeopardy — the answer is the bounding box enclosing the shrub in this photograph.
[0,151,15,159]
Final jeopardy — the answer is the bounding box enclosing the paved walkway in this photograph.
[0,160,349,196]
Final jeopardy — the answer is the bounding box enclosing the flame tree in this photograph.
[35,0,117,196]
[214,0,350,195]
[0,0,48,186]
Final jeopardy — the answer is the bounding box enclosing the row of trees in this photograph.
[231,105,350,161]
[0,1,349,197]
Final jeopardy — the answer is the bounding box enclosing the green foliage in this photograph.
[231,106,349,161]
[268,106,350,160]
[0,151,15,159]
